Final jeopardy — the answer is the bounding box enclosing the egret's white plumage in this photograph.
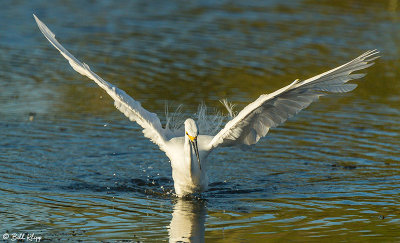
[34,15,379,197]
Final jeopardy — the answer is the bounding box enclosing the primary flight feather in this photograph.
[34,14,379,197]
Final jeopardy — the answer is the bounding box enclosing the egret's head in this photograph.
[184,118,201,170]
[184,118,198,140]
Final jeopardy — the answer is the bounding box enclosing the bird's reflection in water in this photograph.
[168,198,207,243]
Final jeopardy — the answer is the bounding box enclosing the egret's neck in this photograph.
[184,136,192,174]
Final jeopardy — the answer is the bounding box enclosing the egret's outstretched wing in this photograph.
[33,14,168,151]
[210,50,379,149]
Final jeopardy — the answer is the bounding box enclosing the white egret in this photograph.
[34,15,379,197]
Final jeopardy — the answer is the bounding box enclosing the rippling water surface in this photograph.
[1,0,400,242]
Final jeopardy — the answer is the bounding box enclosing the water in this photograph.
[1,0,400,242]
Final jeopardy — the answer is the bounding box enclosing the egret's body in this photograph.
[34,15,379,197]
[166,134,212,196]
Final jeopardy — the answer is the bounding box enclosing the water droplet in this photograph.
[28,112,36,122]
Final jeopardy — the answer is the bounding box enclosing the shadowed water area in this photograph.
[1,0,400,242]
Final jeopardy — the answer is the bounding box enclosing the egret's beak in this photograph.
[188,135,201,170]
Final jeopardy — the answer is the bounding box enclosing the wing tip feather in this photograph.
[33,14,57,41]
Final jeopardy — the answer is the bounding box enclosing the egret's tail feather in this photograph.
[220,99,237,118]
[195,103,224,135]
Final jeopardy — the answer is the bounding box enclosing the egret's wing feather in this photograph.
[210,50,379,149]
[34,15,168,150]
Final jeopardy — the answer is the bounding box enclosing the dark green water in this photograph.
[1,0,399,242]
